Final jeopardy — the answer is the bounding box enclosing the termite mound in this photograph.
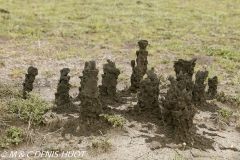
[53,68,78,113]
[22,66,38,99]
[62,61,110,136]
[129,40,149,93]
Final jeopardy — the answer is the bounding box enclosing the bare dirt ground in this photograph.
[0,38,240,160]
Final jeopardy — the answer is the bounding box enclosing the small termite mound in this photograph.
[133,67,160,115]
[99,59,120,98]
[174,58,196,92]
[62,61,110,137]
[23,66,38,99]
[53,68,77,113]
[192,70,219,112]
[193,70,209,103]
[129,40,149,93]
[206,76,218,100]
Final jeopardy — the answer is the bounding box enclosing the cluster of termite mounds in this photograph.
[161,58,218,148]
[21,40,219,148]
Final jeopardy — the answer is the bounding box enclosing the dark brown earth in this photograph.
[130,40,149,93]
[62,61,111,137]
[207,76,218,100]
[53,68,78,114]
[22,66,38,99]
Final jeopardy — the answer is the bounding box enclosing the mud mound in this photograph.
[99,59,120,97]
[174,58,196,92]
[53,68,78,114]
[162,73,197,145]
[129,40,149,93]
[206,76,218,100]
[193,70,209,103]
[174,58,219,112]
[99,59,125,107]
[22,66,38,99]
[193,71,219,112]
[63,61,110,136]
[162,73,214,150]
[132,67,161,115]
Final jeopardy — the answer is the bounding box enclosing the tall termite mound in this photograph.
[162,59,215,149]
[134,67,160,115]
[99,59,120,98]
[174,58,219,112]
[130,40,149,93]
[54,68,77,113]
[23,66,38,99]
[62,61,110,136]
[162,72,196,145]
[78,61,103,123]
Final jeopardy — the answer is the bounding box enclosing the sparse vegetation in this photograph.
[218,108,231,119]
[118,73,129,81]
[103,114,126,128]
[11,69,26,78]
[0,60,5,67]
[7,92,53,128]
[217,91,240,107]
[92,136,112,152]
[42,70,54,78]
[1,126,23,148]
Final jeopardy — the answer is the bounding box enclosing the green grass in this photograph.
[1,126,23,148]
[8,92,53,127]
[0,0,239,99]
[0,0,239,70]
[103,114,126,128]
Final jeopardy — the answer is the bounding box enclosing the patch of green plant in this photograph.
[206,47,238,61]
[42,70,54,78]
[0,83,21,98]
[92,136,112,152]
[118,73,128,81]
[217,91,240,106]
[0,60,5,67]
[1,126,23,148]
[218,108,231,118]
[8,92,53,127]
[103,114,126,128]
[11,69,26,78]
